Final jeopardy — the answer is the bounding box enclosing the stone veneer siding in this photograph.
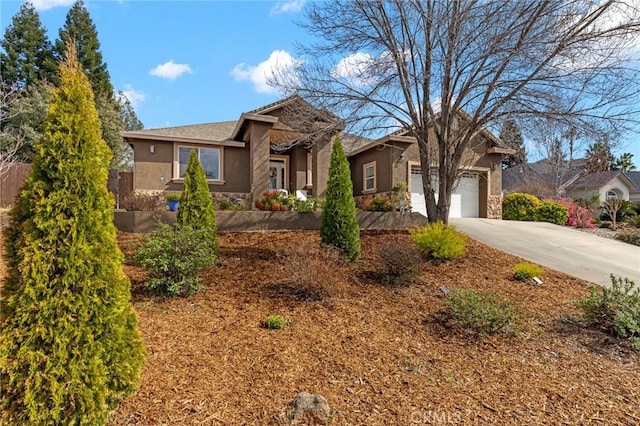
[487,195,502,219]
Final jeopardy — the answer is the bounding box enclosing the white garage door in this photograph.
[410,169,480,218]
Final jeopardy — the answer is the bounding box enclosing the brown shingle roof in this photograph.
[122,121,238,142]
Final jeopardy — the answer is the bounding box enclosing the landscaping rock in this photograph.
[289,392,331,425]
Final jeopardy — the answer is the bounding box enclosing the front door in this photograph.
[268,159,287,190]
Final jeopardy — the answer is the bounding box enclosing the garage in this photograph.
[410,168,480,218]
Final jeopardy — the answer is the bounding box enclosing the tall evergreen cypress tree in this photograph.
[54,0,132,168]
[177,150,218,255]
[0,44,145,425]
[0,2,57,87]
[320,136,361,262]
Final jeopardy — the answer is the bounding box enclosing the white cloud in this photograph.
[230,50,300,94]
[149,60,193,80]
[30,0,75,10]
[270,0,305,16]
[117,84,146,109]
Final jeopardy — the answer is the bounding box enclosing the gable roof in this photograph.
[391,110,510,150]
[627,171,640,189]
[567,170,638,191]
[122,121,238,144]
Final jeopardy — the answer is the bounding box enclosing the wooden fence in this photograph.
[0,163,132,208]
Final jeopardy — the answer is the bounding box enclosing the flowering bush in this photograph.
[255,190,294,211]
[361,195,395,212]
[555,198,596,229]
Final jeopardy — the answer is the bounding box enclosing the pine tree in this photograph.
[55,0,113,98]
[118,92,144,131]
[0,45,145,425]
[320,136,361,262]
[499,119,526,168]
[177,150,218,255]
[0,2,57,87]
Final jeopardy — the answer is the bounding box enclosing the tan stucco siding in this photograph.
[289,147,309,191]
[249,121,272,203]
[222,146,251,193]
[131,139,252,194]
[312,135,334,197]
[350,147,392,196]
[131,140,174,192]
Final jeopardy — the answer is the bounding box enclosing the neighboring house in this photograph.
[121,96,340,207]
[565,170,639,203]
[503,160,640,203]
[627,171,640,203]
[343,122,515,219]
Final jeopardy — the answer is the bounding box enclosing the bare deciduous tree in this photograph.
[603,197,624,230]
[273,0,640,222]
[0,82,24,179]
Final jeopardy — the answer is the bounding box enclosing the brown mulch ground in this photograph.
[100,230,639,425]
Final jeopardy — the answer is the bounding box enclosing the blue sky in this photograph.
[1,0,309,128]
[1,0,639,163]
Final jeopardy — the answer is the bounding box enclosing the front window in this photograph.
[178,146,221,180]
[606,190,618,201]
[363,161,376,192]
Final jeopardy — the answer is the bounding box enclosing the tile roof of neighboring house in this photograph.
[122,121,238,142]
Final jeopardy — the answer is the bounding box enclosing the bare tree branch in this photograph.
[272,0,640,222]
[0,82,24,179]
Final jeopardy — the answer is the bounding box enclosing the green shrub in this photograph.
[600,200,637,222]
[502,193,541,221]
[217,199,233,210]
[411,222,467,260]
[575,275,640,341]
[366,195,395,212]
[535,201,569,225]
[295,197,317,213]
[164,191,181,202]
[320,136,361,263]
[513,262,544,281]
[135,223,216,296]
[624,215,640,228]
[616,229,640,246]
[264,315,291,330]
[378,243,422,287]
[443,288,521,336]
[177,151,218,255]
[0,47,145,425]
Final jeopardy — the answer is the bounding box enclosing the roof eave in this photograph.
[121,132,245,147]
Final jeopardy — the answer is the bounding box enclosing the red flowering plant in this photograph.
[254,190,294,211]
[555,198,596,229]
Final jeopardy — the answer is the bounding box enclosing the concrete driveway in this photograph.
[449,218,640,287]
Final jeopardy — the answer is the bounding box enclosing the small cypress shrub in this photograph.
[320,136,361,263]
[502,193,540,221]
[0,45,145,425]
[177,150,218,255]
[534,200,569,225]
[411,222,467,260]
[513,262,544,281]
